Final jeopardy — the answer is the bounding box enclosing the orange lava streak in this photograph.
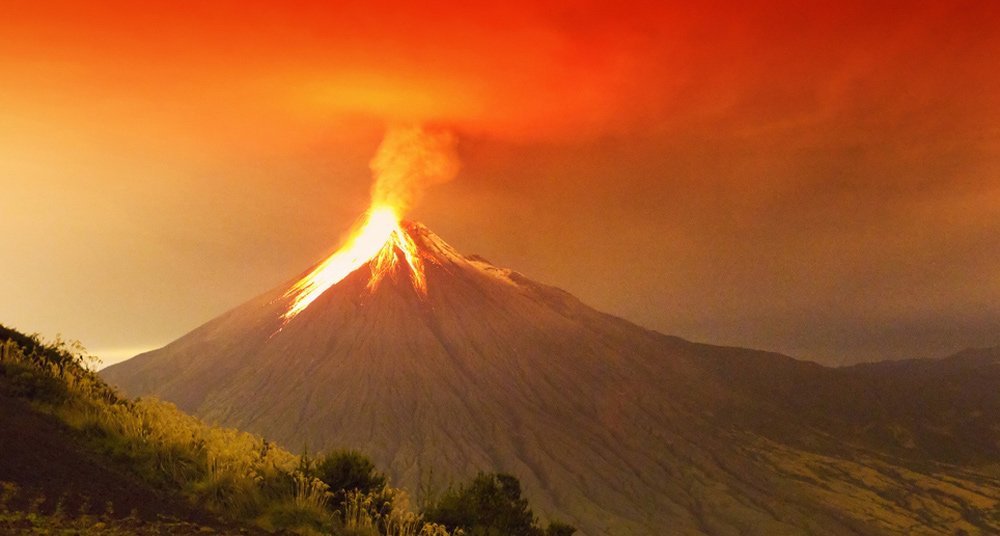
[282,205,425,321]
[368,222,426,294]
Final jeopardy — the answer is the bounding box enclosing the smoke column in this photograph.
[369,125,460,216]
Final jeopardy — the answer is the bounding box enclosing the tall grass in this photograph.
[340,489,456,536]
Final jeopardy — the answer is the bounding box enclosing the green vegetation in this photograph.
[0,325,573,535]
[423,473,574,536]
[314,449,388,506]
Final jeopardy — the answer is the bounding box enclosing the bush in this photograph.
[0,361,68,404]
[316,450,387,505]
[423,472,574,536]
[545,521,577,536]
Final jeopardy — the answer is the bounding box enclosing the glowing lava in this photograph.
[282,124,456,322]
[282,205,425,321]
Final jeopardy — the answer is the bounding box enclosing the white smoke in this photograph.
[369,124,460,216]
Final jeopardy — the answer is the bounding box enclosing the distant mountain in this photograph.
[102,223,1000,535]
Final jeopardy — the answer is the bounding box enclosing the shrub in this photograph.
[0,361,68,403]
[424,473,533,536]
[424,473,575,536]
[545,521,577,536]
[316,450,387,505]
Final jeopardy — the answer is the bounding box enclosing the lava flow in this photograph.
[282,205,426,321]
[281,125,457,322]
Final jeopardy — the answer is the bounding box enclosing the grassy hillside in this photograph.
[6,320,1000,535]
[0,325,571,535]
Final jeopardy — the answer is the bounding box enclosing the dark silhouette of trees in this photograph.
[423,472,575,536]
[545,521,577,536]
[314,449,387,504]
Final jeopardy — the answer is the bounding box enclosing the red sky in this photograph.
[2,0,998,365]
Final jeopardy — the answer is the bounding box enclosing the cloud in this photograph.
[5,1,996,145]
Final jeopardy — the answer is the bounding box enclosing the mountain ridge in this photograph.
[102,223,1000,535]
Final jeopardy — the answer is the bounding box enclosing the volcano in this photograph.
[102,222,1000,535]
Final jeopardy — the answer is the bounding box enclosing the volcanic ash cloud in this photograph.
[369,125,460,216]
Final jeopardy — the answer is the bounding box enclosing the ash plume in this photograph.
[370,125,460,216]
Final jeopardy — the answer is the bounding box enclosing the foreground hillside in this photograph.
[101,223,1000,535]
[0,390,239,535]
[0,324,572,535]
[0,327,260,534]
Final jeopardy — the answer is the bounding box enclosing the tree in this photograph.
[424,472,556,536]
[314,449,386,504]
[545,521,577,536]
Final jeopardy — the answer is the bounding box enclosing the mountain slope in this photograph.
[102,223,1000,535]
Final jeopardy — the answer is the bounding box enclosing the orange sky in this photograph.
[2,0,998,365]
